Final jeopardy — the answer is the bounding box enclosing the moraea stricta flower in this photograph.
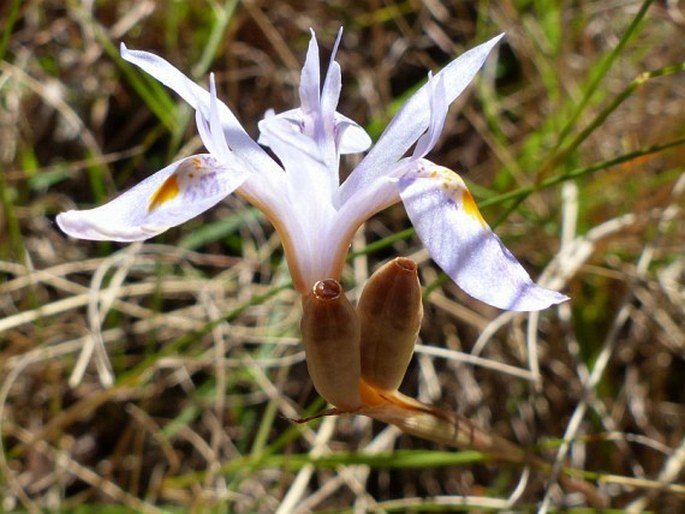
[57,29,567,311]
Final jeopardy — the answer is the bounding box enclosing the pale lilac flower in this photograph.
[57,30,567,311]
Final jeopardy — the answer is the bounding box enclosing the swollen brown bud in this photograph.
[358,257,423,391]
[300,279,362,410]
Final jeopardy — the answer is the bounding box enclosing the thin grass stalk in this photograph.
[553,0,654,147]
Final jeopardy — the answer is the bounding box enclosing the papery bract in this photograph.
[57,29,567,311]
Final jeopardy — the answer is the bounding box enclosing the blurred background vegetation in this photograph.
[1,0,684,512]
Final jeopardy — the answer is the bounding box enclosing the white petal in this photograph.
[412,71,447,159]
[259,30,370,157]
[258,109,370,156]
[209,74,231,155]
[194,75,230,159]
[320,29,342,118]
[258,115,334,198]
[257,108,299,149]
[335,113,372,154]
[120,44,281,177]
[329,173,400,264]
[57,155,249,242]
[298,29,340,168]
[299,29,321,117]
[341,34,504,202]
[398,162,568,311]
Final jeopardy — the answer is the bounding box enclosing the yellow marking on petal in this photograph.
[462,189,487,228]
[148,174,180,212]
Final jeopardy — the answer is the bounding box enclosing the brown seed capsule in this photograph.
[300,279,362,410]
[358,257,423,392]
